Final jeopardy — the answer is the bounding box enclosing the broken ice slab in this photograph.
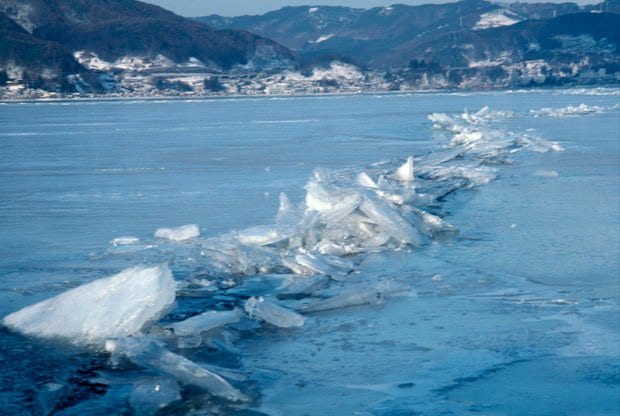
[356,171,379,189]
[294,252,352,278]
[359,197,422,246]
[395,156,414,182]
[305,181,335,212]
[315,239,348,256]
[237,225,288,246]
[275,192,300,229]
[200,238,279,275]
[298,288,386,313]
[105,337,248,402]
[2,264,176,345]
[245,296,305,328]
[129,377,181,416]
[277,275,330,300]
[320,193,363,224]
[405,207,457,238]
[300,280,413,313]
[165,308,243,337]
[360,232,392,249]
[155,224,200,241]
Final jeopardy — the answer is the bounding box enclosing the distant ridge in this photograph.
[196,0,619,68]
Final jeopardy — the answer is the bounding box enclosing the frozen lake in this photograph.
[0,89,619,415]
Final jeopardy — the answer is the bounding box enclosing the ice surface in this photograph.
[2,265,176,345]
[106,337,247,402]
[245,296,306,328]
[3,96,612,415]
[155,224,200,241]
[36,382,69,415]
[166,308,243,336]
[129,377,181,416]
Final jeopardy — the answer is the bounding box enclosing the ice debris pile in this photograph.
[2,107,564,412]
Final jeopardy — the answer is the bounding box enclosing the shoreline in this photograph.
[1,84,619,104]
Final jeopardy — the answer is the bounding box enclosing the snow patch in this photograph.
[474,10,521,30]
[313,34,334,43]
[0,3,36,33]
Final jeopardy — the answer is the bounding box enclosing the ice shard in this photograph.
[395,156,414,182]
[106,337,248,402]
[245,296,305,328]
[166,308,243,336]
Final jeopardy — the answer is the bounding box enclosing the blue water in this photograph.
[0,90,619,415]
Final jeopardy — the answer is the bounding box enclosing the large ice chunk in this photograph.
[245,296,305,328]
[2,265,176,345]
[106,337,247,402]
[166,308,243,336]
[155,224,200,241]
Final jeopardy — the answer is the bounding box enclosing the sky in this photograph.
[143,0,597,17]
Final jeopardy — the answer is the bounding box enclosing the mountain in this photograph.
[399,12,619,69]
[196,0,617,68]
[0,0,295,93]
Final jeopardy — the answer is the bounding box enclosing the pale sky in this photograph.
[144,0,597,17]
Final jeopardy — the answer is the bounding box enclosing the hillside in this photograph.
[0,0,295,94]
